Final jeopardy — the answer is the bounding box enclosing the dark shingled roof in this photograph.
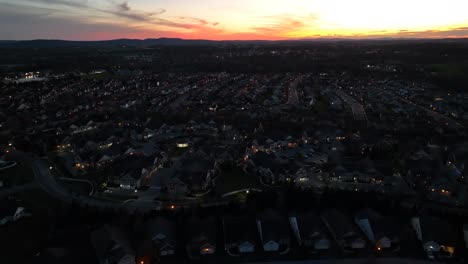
[295,212,329,241]
[356,208,402,241]
[257,211,290,243]
[174,156,215,188]
[224,216,257,246]
[146,217,176,245]
[419,216,457,246]
[188,217,217,248]
[89,225,133,262]
[322,209,359,239]
[90,228,115,261]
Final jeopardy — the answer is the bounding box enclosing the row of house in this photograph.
[89,209,466,263]
[244,137,329,186]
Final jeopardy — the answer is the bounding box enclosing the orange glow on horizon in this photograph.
[2,0,468,40]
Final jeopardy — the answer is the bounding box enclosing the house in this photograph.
[149,168,187,195]
[90,225,136,264]
[256,211,290,254]
[113,156,154,189]
[321,209,367,253]
[149,155,216,196]
[289,212,331,252]
[127,142,158,157]
[354,208,401,251]
[187,217,216,258]
[463,224,468,249]
[223,216,257,256]
[292,167,328,190]
[175,156,215,194]
[98,155,113,164]
[136,240,155,264]
[411,216,457,259]
[146,217,176,256]
[302,152,328,166]
[0,198,30,226]
[248,151,297,185]
[119,174,137,190]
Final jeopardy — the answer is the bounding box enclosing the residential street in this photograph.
[32,159,160,213]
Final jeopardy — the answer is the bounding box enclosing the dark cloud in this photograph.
[2,2,59,14]
[178,17,209,25]
[35,0,88,8]
[0,4,131,40]
[0,2,225,40]
[105,9,150,21]
[117,2,130,12]
[109,1,166,21]
[106,7,166,22]
[395,27,468,38]
[251,14,318,35]
[7,1,467,40]
[12,0,214,32]
[24,0,164,22]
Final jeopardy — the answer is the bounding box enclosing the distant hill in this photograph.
[0,37,467,48]
[0,38,256,48]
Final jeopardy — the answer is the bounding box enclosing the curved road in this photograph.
[32,159,161,213]
[0,161,18,171]
[59,177,95,195]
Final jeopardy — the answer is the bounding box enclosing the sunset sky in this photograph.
[1,0,468,40]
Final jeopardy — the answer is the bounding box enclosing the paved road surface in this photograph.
[32,159,161,213]
[335,90,368,122]
[288,76,302,106]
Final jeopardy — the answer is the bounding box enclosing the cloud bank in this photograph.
[0,0,467,40]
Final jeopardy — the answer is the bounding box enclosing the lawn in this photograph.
[214,165,264,196]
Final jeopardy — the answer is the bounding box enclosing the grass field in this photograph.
[214,165,263,196]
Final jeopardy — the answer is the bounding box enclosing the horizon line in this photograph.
[2,37,468,42]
